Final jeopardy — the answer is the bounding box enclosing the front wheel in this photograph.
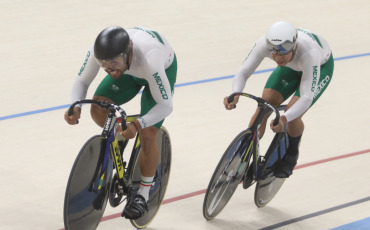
[130,126,172,229]
[63,135,113,230]
[203,130,253,220]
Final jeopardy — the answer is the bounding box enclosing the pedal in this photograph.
[117,184,124,194]
[256,162,268,180]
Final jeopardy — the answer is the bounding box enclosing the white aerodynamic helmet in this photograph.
[266,21,298,55]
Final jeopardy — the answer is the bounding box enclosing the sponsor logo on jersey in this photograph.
[78,51,90,76]
[311,66,318,92]
[152,72,168,99]
[297,29,323,48]
[138,118,147,128]
[314,75,331,98]
[112,84,119,92]
[282,79,288,87]
[133,27,164,45]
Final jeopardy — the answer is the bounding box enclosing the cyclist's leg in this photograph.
[122,124,159,219]
[287,53,334,151]
[124,55,177,219]
[285,96,305,136]
[249,66,301,137]
[136,54,177,200]
[274,96,304,178]
[90,74,142,127]
[276,54,334,178]
[123,103,161,219]
[249,88,284,137]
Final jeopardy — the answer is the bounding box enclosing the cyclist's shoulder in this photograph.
[128,27,167,47]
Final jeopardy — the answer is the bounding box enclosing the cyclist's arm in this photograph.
[232,36,269,92]
[137,49,173,129]
[71,47,100,106]
[284,50,321,122]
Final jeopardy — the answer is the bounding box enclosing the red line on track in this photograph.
[59,148,370,229]
[161,189,207,205]
[99,189,208,222]
[295,149,370,169]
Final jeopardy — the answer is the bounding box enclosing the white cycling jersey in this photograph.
[71,27,175,128]
[232,29,332,122]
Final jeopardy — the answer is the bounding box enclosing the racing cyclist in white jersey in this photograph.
[224,21,334,178]
[64,26,177,219]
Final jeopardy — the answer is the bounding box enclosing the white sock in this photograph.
[137,176,154,201]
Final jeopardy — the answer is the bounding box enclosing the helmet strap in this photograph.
[125,41,133,70]
[290,43,298,61]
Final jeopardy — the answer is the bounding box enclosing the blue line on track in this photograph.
[1,52,369,122]
[0,105,70,121]
[259,196,370,230]
[330,217,370,230]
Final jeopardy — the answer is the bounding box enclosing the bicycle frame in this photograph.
[115,116,143,193]
[203,92,288,219]
[228,92,284,180]
[65,99,172,229]
[68,100,136,194]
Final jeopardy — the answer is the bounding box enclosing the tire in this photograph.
[63,135,113,230]
[203,130,253,220]
[254,176,285,207]
[130,126,172,229]
[254,132,288,207]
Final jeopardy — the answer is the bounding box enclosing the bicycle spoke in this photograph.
[208,159,241,215]
[203,130,252,220]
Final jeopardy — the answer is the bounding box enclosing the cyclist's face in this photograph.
[271,51,294,67]
[98,55,128,79]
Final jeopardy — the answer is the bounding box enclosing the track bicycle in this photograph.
[63,99,172,229]
[203,92,289,220]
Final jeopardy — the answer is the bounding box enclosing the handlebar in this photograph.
[68,99,128,130]
[228,92,281,126]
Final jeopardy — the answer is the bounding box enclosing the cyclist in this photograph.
[64,26,177,219]
[224,21,334,178]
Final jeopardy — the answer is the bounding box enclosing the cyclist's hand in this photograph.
[64,107,81,125]
[270,115,287,133]
[119,123,137,139]
[224,95,239,110]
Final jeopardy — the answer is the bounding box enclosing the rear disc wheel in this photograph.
[130,127,172,229]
